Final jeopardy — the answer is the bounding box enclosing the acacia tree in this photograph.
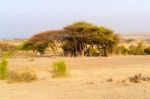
[20,21,119,57]
[92,27,120,56]
[63,22,119,56]
[20,30,64,56]
[63,21,98,56]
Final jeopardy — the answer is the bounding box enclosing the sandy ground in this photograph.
[0,56,150,99]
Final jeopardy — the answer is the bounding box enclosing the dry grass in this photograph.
[7,68,37,83]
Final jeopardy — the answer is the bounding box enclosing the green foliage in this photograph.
[64,21,99,56]
[0,50,15,79]
[144,46,150,55]
[92,27,120,56]
[89,47,97,54]
[0,59,8,79]
[52,60,67,77]
[16,42,30,50]
[19,40,49,55]
[35,41,49,55]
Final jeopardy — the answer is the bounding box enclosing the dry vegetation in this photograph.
[0,56,149,99]
[7,68,37,83]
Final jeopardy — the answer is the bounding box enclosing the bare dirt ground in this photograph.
[0,56,150,99]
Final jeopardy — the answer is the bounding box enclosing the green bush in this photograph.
[52,60,67,77]
[0,50,15,80]
[144,47,150,55]
[0,59,8,79]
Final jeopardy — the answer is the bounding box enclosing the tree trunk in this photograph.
[103,48,108,57]
[74,42,77,56]
[97,45,102,56]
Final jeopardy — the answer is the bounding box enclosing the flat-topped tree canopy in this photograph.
[19,21,120,56]
[64,21,99,43]
[21,30,67,55]
[29,30,66,42]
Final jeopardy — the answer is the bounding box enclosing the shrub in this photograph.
[7,68,37,83]
[2,50,15,58]
[52,60,67,77]
[0,59,8,79]
[115,46,129,55]
[0,50,13,79]
[144,46,150,55]
[128,42,145,55]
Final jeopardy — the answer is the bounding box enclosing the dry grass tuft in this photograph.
[107,78,113,82]
[7,68,37,83]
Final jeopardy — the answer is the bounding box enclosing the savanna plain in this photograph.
[0,55,149,99]
[0,32,150,99]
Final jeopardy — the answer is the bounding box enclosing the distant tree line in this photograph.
[114,41,150,55]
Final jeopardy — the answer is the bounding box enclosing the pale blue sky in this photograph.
[0,0,150,38]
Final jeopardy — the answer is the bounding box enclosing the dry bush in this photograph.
[129,73,150,83]
[129,73,142,83]
[7,68,37,83]
[0,43,16,52]
[106,78,113,82]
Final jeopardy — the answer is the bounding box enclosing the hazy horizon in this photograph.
[0,0,150,39]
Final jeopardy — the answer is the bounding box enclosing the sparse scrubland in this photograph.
[0,21,150,99]
[0,56,149,99]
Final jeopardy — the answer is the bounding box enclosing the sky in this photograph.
[0,0,150,38]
